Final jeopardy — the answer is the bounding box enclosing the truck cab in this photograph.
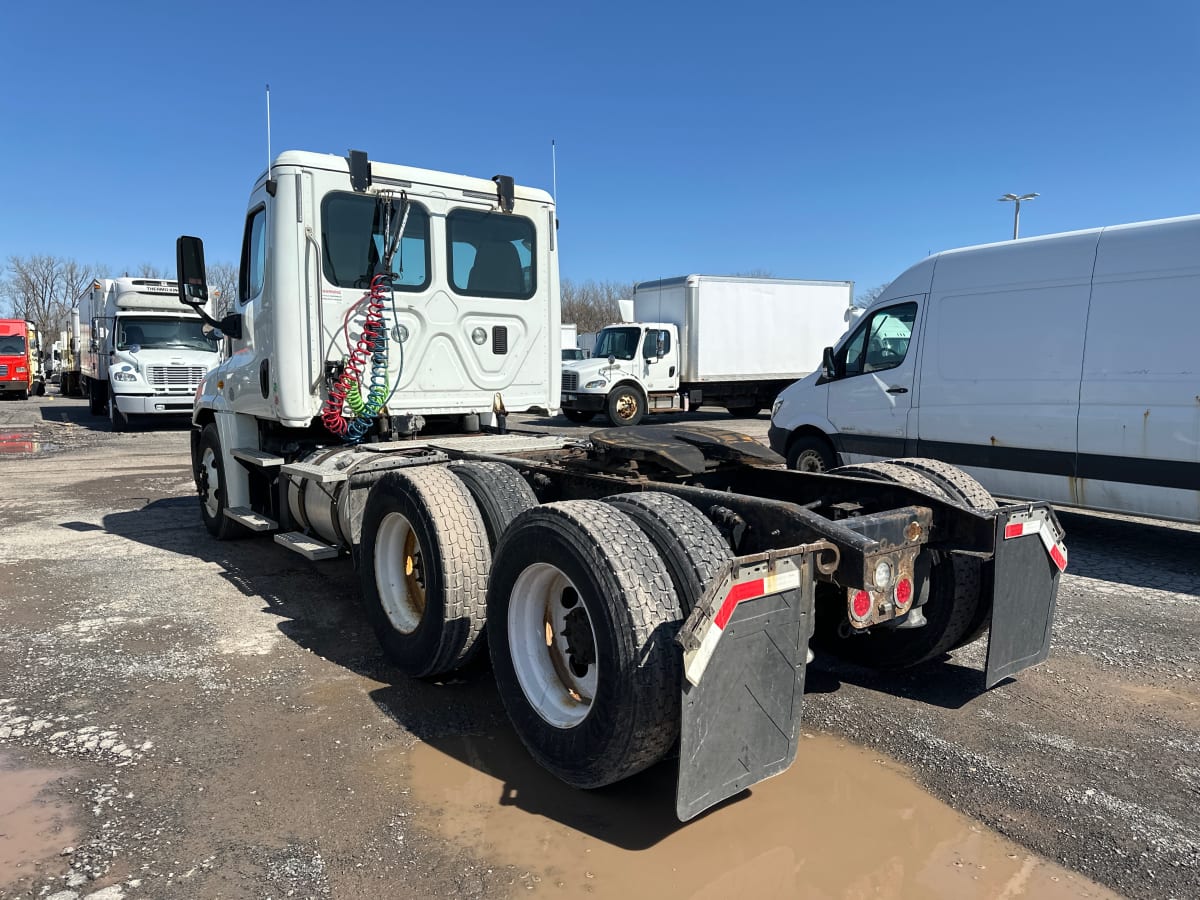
[0,320,33,399]
[561,323,679,424]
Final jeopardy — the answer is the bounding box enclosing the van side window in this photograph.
[239,206,267,304]
[841,302,918,376]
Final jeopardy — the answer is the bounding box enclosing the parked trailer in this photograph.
[173,150,1066,820]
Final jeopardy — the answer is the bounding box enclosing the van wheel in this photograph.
[195,423,250,540]
[786,435,836,473]
[606,385,645,426]
[359,466,491,678]
[488,500,681,788]
[820,461,982,668]
[563,409,595,424]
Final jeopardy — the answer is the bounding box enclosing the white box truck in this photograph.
[78,277,221,430]
[560,275,852,425]
[769,213,1200,523]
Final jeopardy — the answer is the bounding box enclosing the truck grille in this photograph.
[562,370,578,391]
[146,366,206,391]
[0,365,7,377]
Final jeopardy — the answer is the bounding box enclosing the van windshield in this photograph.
[592,327,641,361]
[0,335,25,355]
[115,317,217,353]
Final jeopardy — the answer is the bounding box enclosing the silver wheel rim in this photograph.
[795,450,826,473]
[508,562,598,729]
[375,512,426,635]
[200,447,220,518]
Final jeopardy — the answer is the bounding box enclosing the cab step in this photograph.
[274,531,340,561]
[231,448,284,468]
[280,461,348,483]
[224,507,278,532]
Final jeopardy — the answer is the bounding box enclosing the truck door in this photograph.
[825,298,921,462]
[640,327,677,393]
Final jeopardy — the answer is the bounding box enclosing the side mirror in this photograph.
[176,236,209,308]
[656,336,666,359]
[822,346,837,379]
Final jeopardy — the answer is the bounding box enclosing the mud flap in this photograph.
[675,557,816,822]
[985,504,1066,688]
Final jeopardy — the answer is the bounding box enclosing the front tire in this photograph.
[488,500,682,788]
[359,466,491,678]
[605,384,645,427]
[108,388,128,432]
[195,423,250,540]
[786,435,836,472]
[87,379,106,416]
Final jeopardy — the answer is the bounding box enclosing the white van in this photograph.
[768,214,1200,524]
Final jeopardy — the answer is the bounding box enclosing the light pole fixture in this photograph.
[998,192,1039,239]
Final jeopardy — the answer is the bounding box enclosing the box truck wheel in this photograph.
[563,409,595,424]
[359,466,491,679]
[487,500,682,788]
[195,424,251,541]
[822,461,983,668]
[786,435,836,473]
[606,384,646,427]
[447,461,538,550]
[726,405,761,418]
[108,387,129,432]
[87,379,106,416]
[605,492,732,616]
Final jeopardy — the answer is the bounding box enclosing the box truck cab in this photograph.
[0,319,37,399]
[769,214,1200,523]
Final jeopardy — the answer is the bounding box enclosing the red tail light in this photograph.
[851,590,872,620]
[894,577,913,609]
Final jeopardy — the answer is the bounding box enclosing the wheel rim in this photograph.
[375,512,427,634]
[508,562,598,728]
[200,447,220,518]
[795,449,826,473]
[614,391,639,422]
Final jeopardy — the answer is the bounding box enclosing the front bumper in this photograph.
[114,393,196,415]
[560,391,607,413]
[0,379,29,393]
[767,422,791,456]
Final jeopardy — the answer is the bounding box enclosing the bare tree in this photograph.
[854,283,888,308]
[133,262,169,278]
[1,256,102,338]
[560,278,635,334]
[206,262,239,316]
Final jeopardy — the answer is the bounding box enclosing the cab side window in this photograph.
[643,329,670,357]
[239,206,267,304]
[840,302,918,377]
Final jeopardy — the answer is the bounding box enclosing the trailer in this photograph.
[173,150,1066,821]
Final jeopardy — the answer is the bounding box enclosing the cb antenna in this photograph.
[265,83,272,172]
[551,139,558,204]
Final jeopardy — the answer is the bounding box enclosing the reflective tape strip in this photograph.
[684,567,802,686]
[1003,515,1068,572]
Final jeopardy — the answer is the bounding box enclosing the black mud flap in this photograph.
[985,504,1066,688]
[675,556,816,822]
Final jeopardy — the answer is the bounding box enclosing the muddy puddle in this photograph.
[0,431,57,455]
[405,731,1118,899]
[0,754,77,887]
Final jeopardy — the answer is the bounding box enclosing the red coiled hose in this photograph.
[321,274,389,436]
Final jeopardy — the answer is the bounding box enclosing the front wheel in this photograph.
[488,500,682,788]
[562,408,595,424]
[195,424,250,540]
[786,435,836,472]
[605,385,645,427]
[108,388,129,432]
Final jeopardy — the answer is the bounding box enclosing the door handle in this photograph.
[886,386,909,394]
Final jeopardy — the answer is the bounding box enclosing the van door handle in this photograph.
[886,386,909,394]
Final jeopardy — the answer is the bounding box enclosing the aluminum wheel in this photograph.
[508,562,598,729]
[614,392,639,421]
[374,512,427,634]
[200,446,220,518]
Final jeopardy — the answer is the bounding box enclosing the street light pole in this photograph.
[998,192,1039,239]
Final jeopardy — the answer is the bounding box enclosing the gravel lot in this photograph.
[0,393,1196,899]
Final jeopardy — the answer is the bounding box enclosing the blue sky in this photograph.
[1,1,1197,295]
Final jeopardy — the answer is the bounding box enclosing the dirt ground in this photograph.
[0,393,1196,900]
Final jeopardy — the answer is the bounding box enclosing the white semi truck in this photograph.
[78,278,220,430]
[560,276,852,425]
[174,149,1067,821]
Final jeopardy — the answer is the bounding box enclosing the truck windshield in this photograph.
[0,335,25,355]
[591,327,641,361]
[115,318,217,353]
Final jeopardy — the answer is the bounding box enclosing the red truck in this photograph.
[0,319,39,400]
